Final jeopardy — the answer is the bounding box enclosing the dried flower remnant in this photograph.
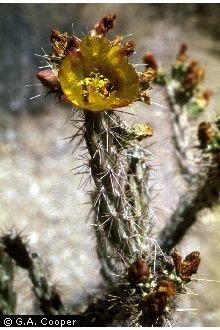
[50,30,69,58]
[155,280,176,297]
[90,13,116,37]
[138,68,157,104]
[142,53,168,86]
[50,30,81,58]
[121,40,136,57]
[181,251,201,281]
[143,52,158,71]
[171,249,201,282]
[131,123,153,141]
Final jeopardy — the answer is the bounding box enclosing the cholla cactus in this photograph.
[143,49,219,252]
[0,244,16,315]
[2,13,219,326]
[144,45,213,179]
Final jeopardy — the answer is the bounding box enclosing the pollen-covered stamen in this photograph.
[77,71,113,102]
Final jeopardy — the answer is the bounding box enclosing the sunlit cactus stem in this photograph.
[84,110,152,281]
[127,144,152,246]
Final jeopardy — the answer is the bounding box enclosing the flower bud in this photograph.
[37,68,60,91]
[127,258,150,284]
[198,122,213,148]
[143,52,158,71]
[176,43,188,62]
[67,35,81,51]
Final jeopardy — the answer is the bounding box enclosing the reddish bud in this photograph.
[127,258,150,284]
[176,43,188,62]
[143,52,158,71]
[143,292,167,316]
[198,122,213,148]
[201,88,213,101]
[37,68,60,91]
[67,35,81,52]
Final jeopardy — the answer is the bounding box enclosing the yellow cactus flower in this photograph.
[58,36,139,112]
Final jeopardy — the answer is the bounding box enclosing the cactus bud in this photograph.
[143,52,158,71]
[143,292,167,316]
[127,258,150,284]
[37,69,60,91]
[176,43,188,62]
[198,122,213,148]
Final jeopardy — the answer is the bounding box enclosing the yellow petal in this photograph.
[59,36,139,111]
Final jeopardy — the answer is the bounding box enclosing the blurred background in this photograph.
[0,3,220,325]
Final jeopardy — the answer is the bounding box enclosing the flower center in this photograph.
[77,71,112,102]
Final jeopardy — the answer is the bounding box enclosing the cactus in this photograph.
[0,244,16,315]
[0,13,219,326]
[83,110,152,282]
[1,232,65,315]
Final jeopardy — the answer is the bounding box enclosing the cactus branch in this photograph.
[83,110,152,281]
[1,232,66,315]
[166,83,196,180]
[0,245,16,315]
[157,162,220,252]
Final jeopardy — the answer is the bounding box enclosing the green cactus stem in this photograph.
[166,82,196,180]
[83,110,152,282]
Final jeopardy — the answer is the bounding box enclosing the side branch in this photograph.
[1,232,66,315]
[157,163,220,252]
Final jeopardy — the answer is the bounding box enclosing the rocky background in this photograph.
[0,3,220,325]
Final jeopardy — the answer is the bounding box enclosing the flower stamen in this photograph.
[77,71,112,103]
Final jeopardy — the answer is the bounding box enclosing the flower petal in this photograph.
[59,36,139,111]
